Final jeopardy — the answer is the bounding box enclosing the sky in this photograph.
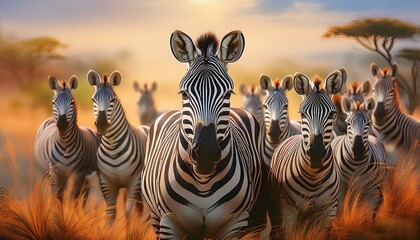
[0,0,419,111]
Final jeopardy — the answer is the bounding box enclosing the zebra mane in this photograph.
[274,78,281,88]
[196,32,219,58]
[61,81,66,89]
[392,80,401,108]
[382,68,390,76]
[102,74,108,83]
[313,75,322,92]
[350,82,360,94]
[250,85,256,94]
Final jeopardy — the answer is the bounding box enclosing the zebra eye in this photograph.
[179,91,189,100]
[109,97,117,103]
[300,113,305,119]
[224,90,234,99]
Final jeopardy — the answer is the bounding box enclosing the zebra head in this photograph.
[239,84,263,122]
[49,75,78,135]
[260,74,293,144]
[370,63,398,125]
[133,81,157,110]
[87,70,121,136]
[346,80,372,104]
[170,30,245,175]
[342,97,375,160]
[294,69,346,168]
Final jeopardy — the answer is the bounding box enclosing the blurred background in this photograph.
[0,0,419,196]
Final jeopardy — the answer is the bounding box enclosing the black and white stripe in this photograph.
[268,69,345,238]
[370,63,420,154]
[87,70,149,220]
[35,75,99,201]
[259,74,300,169]
[133,81,161,125]
[331,97,386,217]
[141,30,262,239]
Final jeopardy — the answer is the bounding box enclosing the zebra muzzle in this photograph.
[190,123,221,175]
[95,111,109,135]
[373,102,386,124]
[352,135,365,161]
[268,119,281,143]
[57,115,68,133]
[308,134,325,169]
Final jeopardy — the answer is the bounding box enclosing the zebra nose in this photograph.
[374,102,386,124]
[57,114,68,131]
[353,135,365,160]
[268,119,281,142]
[190,123,220,174]
[95,111,109,135]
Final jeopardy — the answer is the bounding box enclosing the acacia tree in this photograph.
[0,36,66,88]
[324,18,420,113]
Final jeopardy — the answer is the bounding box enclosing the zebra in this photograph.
[87,70,149,220]
[333,80,372,136]
[133,81,160,125]
[141,30,262,239]
[34,75,99,202]
[268,69,345,238]
[331,97,387,217]
[259,74,300,170]
[370,63,420,166]
[239,84,264,124]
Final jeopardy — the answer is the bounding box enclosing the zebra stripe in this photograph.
[35,75,99,201]
[331,97,387,217]
[370,63,420,153]
[268,70,345,237]
[141,30,262,239]
[259,75,300,169]
[133,81,161,125]
[87,70,149,220]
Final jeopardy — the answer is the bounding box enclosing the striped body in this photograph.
[88,70,149,219]
[35,76,99,200]
[268,70,345,237]
[141,30,262,239]
[331,98,386,216]
[370,64,420,154]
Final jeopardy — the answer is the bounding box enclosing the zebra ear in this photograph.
[370,63,381,78]
[109,70,121,87]
[361,79,372,97]
[170,30,196,64]
[342,97,356,113]
[259,75,272,91]
[391,63,398,79]
[324,68,346,96]
[87,70,101,87]
[133,81,141,92]
[362,97,376,112]
[293,73,311,97]
[239,84,250,97]
[220,30,245,64]
[281,75,293,91]
[48,75,61,92]
[68,75,78,91]
[151,82,157,92]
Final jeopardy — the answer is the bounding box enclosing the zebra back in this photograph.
[370,63,420,152]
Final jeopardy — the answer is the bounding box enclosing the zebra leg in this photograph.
[159,212,187,240]
[98,174,119,222]
[281,203,299,239]
[72,176,91,207]
[267,194,281,239]
[126,177,143,219]
[49,169,66,202]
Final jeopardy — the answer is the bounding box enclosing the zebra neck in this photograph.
[103,102,130,142]
[57,123,80,149]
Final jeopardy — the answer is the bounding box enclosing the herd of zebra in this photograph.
[34,30,420,239]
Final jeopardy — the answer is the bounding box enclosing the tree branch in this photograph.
[355,37,376,51]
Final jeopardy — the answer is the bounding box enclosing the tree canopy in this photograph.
[324,18,420,39]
